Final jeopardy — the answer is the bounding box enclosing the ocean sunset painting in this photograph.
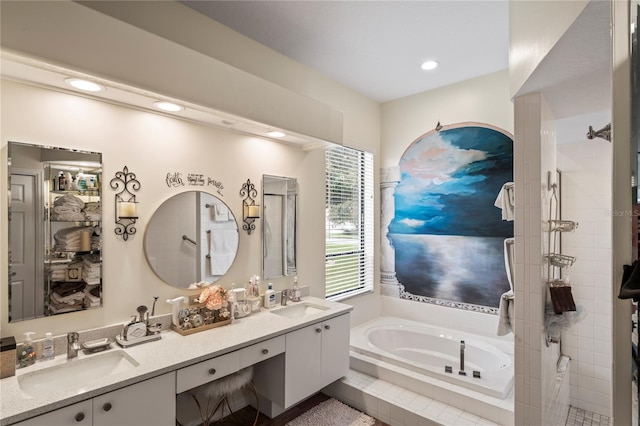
[389,124,513,309]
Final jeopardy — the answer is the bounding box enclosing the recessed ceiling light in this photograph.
[267,131,285,138]
[153,101,184,112]
[64,78,104,92]
[420,60,439,71]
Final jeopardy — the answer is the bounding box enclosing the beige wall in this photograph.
[381,69,513,168]
[0,79,326,338]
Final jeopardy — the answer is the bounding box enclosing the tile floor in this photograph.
[565,407,611,426]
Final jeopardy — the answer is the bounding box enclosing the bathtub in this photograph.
[350,316,514,399]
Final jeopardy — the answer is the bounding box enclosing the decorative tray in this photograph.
[170,302,231,336]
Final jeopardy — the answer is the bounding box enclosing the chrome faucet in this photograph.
[67,332,80,359]
[459,340,466,375]
[281,289,290,306]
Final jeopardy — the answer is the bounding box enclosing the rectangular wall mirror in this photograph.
[262,175,297,280]
[8,141,102,322]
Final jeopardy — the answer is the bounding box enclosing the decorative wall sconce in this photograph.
[110,166,140,240]
[240,178,260,235]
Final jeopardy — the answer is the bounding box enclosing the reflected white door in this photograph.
[10,173,42,321]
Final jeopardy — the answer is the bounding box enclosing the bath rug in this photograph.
[286,398,375,426]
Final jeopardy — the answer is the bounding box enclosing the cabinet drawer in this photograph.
[176,351,239,393]
[14,400,92,426]
[238,335,285,369]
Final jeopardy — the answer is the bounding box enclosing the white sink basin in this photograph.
[18,350,139,397]
[270,302,329,319]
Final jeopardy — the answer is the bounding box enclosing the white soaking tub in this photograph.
[350,316,514,399]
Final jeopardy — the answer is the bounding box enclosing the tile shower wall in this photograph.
[514,93,565,425]
[557,132,613,417]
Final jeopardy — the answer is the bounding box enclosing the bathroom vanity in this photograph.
[0,297,351,425]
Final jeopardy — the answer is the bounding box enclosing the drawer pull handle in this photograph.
[324,325,331,330]
[315,328,322,333]
[75,413,85,422]
[261,349,269,355]
[209,368,217,375]
[103,402,112,412]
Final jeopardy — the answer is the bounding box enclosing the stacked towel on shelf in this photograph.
[83,285,101,308]
[47,263,68,281]
[494,182,515,221]
[54,226,94,252]
[83,202,101,221]
[497,290,515,336]
[49,281,86,314]
[82,254,101,285]
[50,194,86,221]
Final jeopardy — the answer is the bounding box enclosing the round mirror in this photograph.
[144,191,239,288]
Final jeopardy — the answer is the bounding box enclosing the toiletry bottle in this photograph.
[42,332,55,361]
[65,171,74,190]
[58,172,66,191]
[265,283,276,308]
[292,276,301,302]
[18,332,36,368]
[254,276,261,297]
[77,170,87,191]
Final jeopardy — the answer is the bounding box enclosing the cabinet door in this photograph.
[14,400,92,426]
[284,323,322,408]
[93,372,175,426]
[321,313,350,386]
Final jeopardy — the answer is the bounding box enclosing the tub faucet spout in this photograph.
[459,340,466,375]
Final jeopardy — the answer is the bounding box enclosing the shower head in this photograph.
[586,123,611,142]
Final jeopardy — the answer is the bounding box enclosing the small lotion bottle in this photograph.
[42,333,55,361]
[264,283,276,308]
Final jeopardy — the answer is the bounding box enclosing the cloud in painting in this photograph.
[399,218,425,228]
[400,133,486,195]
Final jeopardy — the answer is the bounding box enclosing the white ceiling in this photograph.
[180,1,510,103]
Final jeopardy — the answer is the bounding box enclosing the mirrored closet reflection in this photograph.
[8,141,103,322]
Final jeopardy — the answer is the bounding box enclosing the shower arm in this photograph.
[586,123,611,142]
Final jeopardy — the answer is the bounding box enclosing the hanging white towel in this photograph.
[208,229,238,275]
[497,290,515,336]
[212,203,230,222]
[494,182,515,221]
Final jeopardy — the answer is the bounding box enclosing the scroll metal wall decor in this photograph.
[110,166,140,240]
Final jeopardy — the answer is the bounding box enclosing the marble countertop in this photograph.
[0,297,352,425]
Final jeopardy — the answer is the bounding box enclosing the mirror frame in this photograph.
[144,190,239,289]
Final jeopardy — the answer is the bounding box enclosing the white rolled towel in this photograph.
[497,290,515,336]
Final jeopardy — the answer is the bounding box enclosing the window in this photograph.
[325,145,374,299]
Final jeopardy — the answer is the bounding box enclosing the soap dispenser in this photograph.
[18,332,36,368]
[292,276,301,302]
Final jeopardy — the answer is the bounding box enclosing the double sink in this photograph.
[16,302,329,398]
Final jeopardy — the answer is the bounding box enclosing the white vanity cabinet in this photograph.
[283,313,350,408]
[14,373,175,426]
[93,372,175,426]
[13,400,92,426]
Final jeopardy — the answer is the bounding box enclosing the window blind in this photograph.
[325,145,374,299]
